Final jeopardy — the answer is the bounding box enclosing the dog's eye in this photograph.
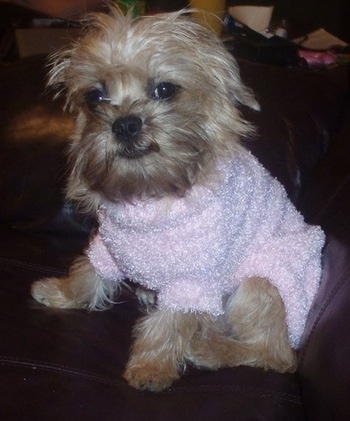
[84,88,108,107]
[152,82,178,101]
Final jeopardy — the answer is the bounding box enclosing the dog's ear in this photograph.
[200,44,260,112]
[46,48,74,108]
[226,60,260,111]
[185,13,260,112]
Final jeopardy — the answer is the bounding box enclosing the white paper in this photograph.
[228,5,273,33]
[293,28,348,50]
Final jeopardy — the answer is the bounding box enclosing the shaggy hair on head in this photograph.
[48,7,258,212]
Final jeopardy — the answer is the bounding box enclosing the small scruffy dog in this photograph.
[31,7,325,391]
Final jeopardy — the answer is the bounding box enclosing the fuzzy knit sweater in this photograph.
[87,151,325,348]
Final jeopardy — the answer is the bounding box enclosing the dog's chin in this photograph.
[117,148,148,160]
[117,141,159,160]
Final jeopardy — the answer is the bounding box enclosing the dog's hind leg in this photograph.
[187,277,296,373]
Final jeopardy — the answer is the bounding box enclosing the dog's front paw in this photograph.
[123,360,178,392]
[135,286,157,309]
[31,277,84,309]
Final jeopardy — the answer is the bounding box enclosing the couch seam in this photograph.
[0,256,68,276]
[0,355,119,387]
[170,383,302,403]
[298,264,350,368]
[0,355,302,401]
[312,170,350,224]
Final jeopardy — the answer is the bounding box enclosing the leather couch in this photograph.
[1,48,350,420]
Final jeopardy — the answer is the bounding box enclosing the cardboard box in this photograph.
[15,27,81,57]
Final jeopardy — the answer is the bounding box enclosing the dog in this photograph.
[31,6,325,392]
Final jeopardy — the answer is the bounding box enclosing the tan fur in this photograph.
[31,5,295,392]
[187,277,296,372]
[124,309,200,391]
[32,257,120,310]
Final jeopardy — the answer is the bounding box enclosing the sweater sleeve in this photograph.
[87,233,125,282]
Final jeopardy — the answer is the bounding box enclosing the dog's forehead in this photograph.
[68,13,238,102]
[93,17,206,73]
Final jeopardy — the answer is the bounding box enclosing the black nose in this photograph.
[112,116,142,141]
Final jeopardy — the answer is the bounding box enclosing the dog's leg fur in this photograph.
[187,277,296,373]
[226,277,297,372]
[123,308,202,391]
[31,256,118,310]
[33,265,296,391]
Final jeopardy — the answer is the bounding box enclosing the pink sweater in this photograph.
[88,151,325,348]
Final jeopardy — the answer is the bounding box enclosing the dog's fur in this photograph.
[31,7,298,392]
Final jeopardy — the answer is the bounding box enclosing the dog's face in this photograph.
[49,8,258,212]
